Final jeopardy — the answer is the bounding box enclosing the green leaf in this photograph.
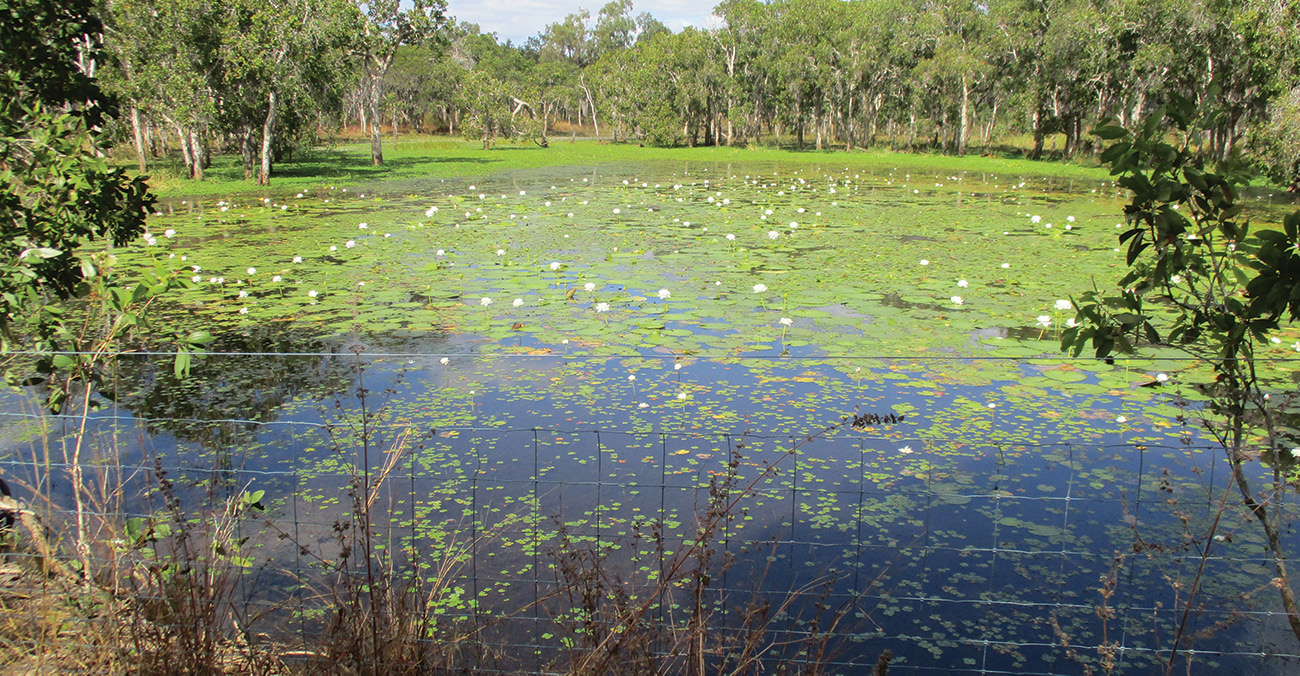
[174,350,191,379]
[1091,125,1128,140]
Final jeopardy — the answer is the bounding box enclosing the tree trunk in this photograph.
[983,98,999,148]
[129,105,147,173]
[241,127,256,180]
[147,120,160,157]
[190,130,205,180]
[815,109,823,151]
[1030,107,1045,160]
[1068,116,1080,157]
[176,123,194,178]
[540,101,550,147]
[194,129,209,170]
[958,75,970,156]
[369,77,384,165]
[258,90,278,186]
[579,77,599,142]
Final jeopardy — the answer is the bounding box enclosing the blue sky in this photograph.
[444,0,716,45]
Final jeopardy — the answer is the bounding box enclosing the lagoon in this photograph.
[8,154,1298,672]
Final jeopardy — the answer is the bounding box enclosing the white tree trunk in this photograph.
[258,90,278,186]
[130,105,147,173]
[958,74,970,156]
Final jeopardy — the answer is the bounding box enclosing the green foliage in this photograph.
[0,0,203,410]
[1064,99,1300,651]
[1062,97,1300,361]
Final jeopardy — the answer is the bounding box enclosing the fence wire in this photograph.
[0,352,1298,674]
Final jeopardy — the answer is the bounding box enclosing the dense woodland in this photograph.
[96,0,1300,187]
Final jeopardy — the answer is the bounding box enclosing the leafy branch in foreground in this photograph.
[1063,95,1300,662]
[0,0,211,411]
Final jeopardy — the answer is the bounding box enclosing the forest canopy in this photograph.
[87,0,1300,188]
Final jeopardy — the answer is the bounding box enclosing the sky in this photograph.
[444,0,717,45]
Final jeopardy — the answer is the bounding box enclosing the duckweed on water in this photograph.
[57,155,1300,670]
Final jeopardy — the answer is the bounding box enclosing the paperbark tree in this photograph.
[351,0,445,165]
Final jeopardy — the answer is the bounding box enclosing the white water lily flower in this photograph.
[330,245,337,251]
[550,262,561,271]
[272,275,282,282]
[440,357,450,365]
[1116,416,1127,423]
[345,240,355,249]
[768,231,779,240]
[919,259,930,266]
[1030,215,1041,223]
[1066,318,1079,328]
[238,290,249,299]
[1156,373,1169,382]
[1055,299,1072,310]
[726,234,735,241]
[239,307,248,314]
[657,289,671,299]
[584,282,596,292]
[425,206,438,217]
[496,249,505,256]
[628,375,635,381]
[1291,448,1300,459]
[677,392,688,400]
[164,229,176,238]
[779,317,793,326]
[595,302,610,313]
[1036,315,1052,327]
[613,208,621,214]
[957,279,969,288]
[899,446,914,454]
[951,296,963,305]
[247,267,257,275]
[1000,263,1010,269]
[512,298,523,307]
[308,290,318,298]
[292,256,303,263]
[191,275,201,283]
[480,297,493,306]
[753,283,768,293]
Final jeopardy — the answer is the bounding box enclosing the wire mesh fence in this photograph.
[0,351,1298,673]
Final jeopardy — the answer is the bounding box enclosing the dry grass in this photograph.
[0,384,900,674]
